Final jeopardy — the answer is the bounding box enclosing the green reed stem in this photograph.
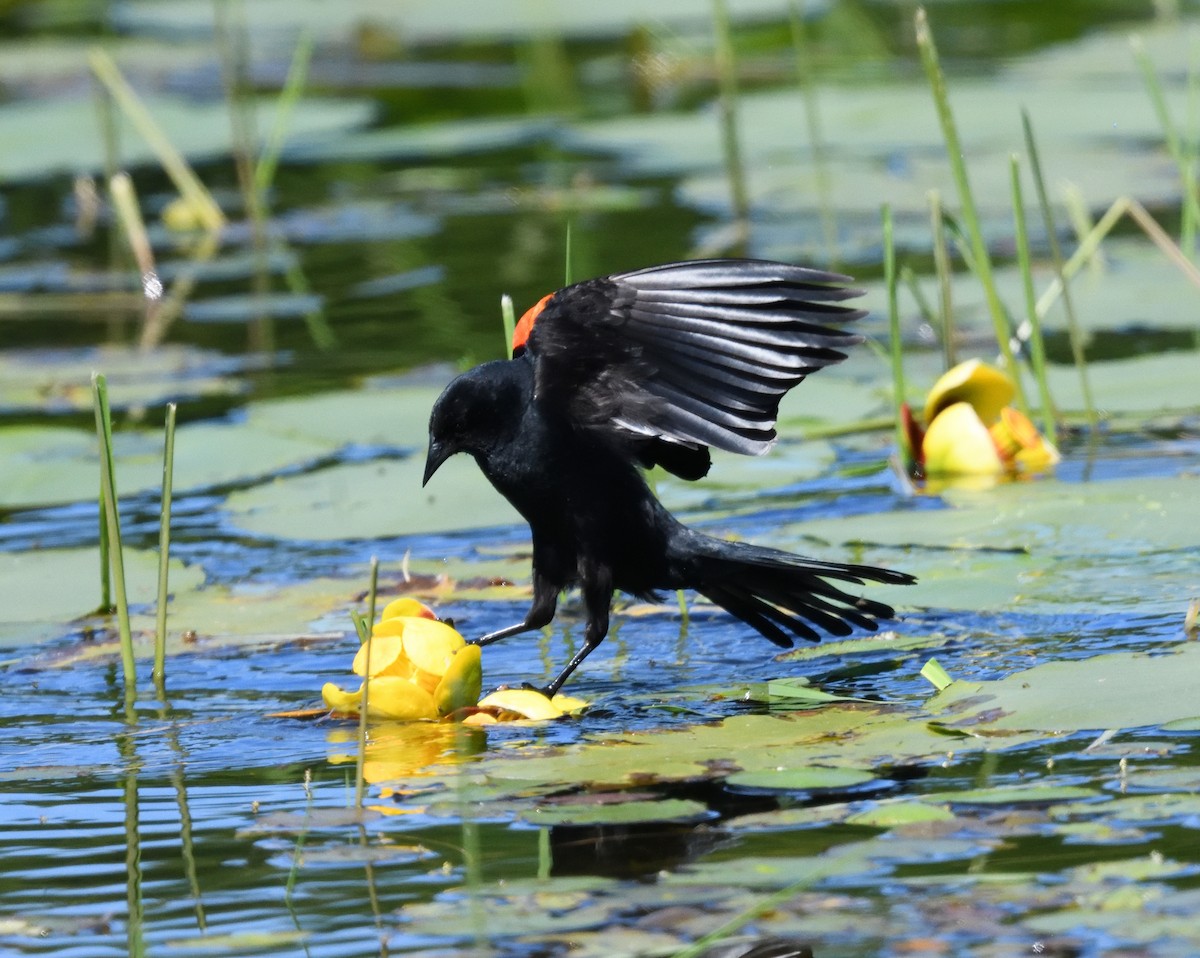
[154,403,177,691]
[914,7,1028,413]
[1132,35,1200,258]
[789,0,838,266]
[501,293,516,359]
[108,173,156,285]
[900,265,937,329]
[254,29,314,197]
[1021,109,1097,430]
[564,219,574,286]
[929,189,956,369]
[88,49,224,232]
[93,373,136,703]
[366,556,380,634]
[98,492,113,613]
[713,0,750,254]
[882,204,909,468]
[1009,156,1056,445]
[351,610,372,810]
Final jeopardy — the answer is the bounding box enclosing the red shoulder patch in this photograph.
[512,292,553,354]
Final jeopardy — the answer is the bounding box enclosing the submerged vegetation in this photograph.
[1,1,1199,956]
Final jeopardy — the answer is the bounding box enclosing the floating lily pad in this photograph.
[520,798,710,826]
[0,547,205,649]
[930,642,1200,733]
[0,91,372,179]
[224,453,518,541]
[0,419,333,509]
[843,800,956,828]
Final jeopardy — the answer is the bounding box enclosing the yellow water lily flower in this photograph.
[322,599,587,724]
[324,611,475,720]
[916,360,1059,479]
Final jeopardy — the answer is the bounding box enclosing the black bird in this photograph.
[423,259,914,693]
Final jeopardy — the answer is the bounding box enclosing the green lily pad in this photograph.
[919,785,1102,805]
[844,801,956,828]
[0,420,333,509]
[519,798,710,826]
[224,453,518,541]
[930,641,1200,734]
[0,91,372,179]
[0,547,205,649]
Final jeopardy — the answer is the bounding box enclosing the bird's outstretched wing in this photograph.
[517,259,866,473]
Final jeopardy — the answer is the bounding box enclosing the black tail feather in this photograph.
[679,530,915,648]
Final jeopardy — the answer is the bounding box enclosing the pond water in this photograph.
[2,1,1200,956]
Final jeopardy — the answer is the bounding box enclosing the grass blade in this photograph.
[92,372,136,703]
[713,0,750,254]
[1021,109,1097,430]
[789,0,838,266]
[254,29,314,197]
[1009,156,1056,445]
[1132,34,1200,257]
[154,403,177,691]
[88,49,224,232]
[914,8,1028,412]
[882,204,909,469]
[366,556,380,635]
[501,293,516,359]
[929,189,956,370]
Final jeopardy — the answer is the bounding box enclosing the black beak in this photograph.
[422,440,453,487]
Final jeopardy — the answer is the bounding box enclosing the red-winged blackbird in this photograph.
[424,259,914,693]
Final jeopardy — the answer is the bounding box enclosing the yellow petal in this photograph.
[351,634,411,678]
[434,645,483,715]
[923,359,1015,427]
[379,597,437,622]
[477,688,564,720]
[322,681,363,714]
[362,676,439,721]
[923,402,1004,476]
[400,617,467,676]
[372,618,407,637]
[990,407,1061,472]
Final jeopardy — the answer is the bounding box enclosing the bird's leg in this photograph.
[541,566,612,696]
[474,569,558,647]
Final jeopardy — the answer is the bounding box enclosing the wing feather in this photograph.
[523,258,867,463]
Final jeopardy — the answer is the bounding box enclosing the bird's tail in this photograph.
[675,529,915,647]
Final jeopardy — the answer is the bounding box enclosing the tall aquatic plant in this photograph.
[914,7,1029,415]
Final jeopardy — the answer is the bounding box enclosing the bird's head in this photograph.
[423,360,526,486]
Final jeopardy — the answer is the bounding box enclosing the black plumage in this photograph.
[424,259,914,693]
